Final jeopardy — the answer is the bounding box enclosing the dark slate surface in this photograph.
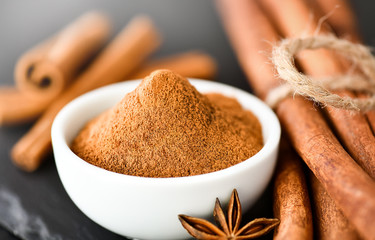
[0,0,373,239]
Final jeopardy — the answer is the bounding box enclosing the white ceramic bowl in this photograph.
[51,79,281,240]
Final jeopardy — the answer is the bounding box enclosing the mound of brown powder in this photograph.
[71,69,263,177]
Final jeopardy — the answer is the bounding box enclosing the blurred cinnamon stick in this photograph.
[11,16,161,171]
[309,172,362,239]
[0,89,48,125]
[0,12,110,125]
[128,51,216,80]
[15,11,111,101]
[259,0,375,180]
[312,0,360,42]
[273,137,313,240]
[216,0,375,239]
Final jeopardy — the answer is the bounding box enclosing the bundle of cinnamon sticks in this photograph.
[217,0,375,239]
[2,11,217,171]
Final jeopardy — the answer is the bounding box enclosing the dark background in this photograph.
[0,0,373,239]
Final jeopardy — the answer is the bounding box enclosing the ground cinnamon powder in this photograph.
[71,70,263,177]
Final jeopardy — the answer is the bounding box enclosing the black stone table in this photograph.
[0,1,373,239]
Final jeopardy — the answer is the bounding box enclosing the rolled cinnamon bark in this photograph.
[312,0,360,42]
[0,89,48,125]
[11,16,161,171]
[273,137,313,240]
[15,11,110,101]
[259,0,375,183]
[216,0,375,239]
[128,51,217,80]
[309,172,362,239]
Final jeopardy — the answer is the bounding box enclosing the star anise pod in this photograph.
[178,189,279,239]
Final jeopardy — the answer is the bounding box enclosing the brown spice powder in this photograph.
[71,70,263,177]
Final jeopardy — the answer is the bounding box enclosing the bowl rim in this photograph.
[52,79,281,184]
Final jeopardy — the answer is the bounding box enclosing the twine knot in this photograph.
[266,34,375,111]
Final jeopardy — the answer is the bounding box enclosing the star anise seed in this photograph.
[178,189,279,240]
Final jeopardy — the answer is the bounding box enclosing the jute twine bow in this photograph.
[267,34,375,111]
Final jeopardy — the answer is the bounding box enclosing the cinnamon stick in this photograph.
[15,11,110,101]
[309,172,362,239]
[259,0,375,181]
[128,51,217,80]
[273,137,313,240]
[313,0,375,137]
[312,0,360,42]
[0,89,48,125]
[0,12,110,125]
[11,16,161,171]
[216,0,375,239]
[0,36,58,125]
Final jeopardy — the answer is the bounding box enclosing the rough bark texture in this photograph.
[273,137,313,240]
[216,0,375,239]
